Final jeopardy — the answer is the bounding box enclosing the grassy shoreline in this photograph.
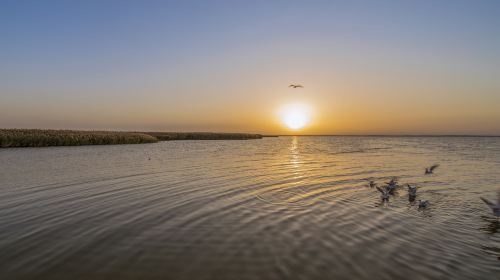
[146,132,262,141]
[0,129,263,148]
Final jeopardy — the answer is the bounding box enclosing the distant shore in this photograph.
[0,129,264,148]
[146,132,263,141]
[278,134,500,137]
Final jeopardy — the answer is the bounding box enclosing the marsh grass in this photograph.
[0,129,158,148]
[146,132,262,141]
[0,129,263,148]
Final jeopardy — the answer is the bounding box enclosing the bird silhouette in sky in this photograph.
[289,84,303,88]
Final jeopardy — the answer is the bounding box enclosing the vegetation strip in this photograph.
[146,132,262,141]
[0,129,263,148]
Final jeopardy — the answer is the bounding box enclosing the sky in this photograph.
[1,0,499,135]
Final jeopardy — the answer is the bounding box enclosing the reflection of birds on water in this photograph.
[288,84,303,88]
[480,215,500,234]
[480,191,500,218]
[480,245,500,261]
[425,164,439,174]
[418,199,429,208]
[376,186,390,201]
[479,214,500,260]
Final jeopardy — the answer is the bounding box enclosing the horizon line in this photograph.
[2,128,500,137]
[273,134,500,137]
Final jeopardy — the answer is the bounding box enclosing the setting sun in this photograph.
[279,103,312,130]
[1,2,500,280]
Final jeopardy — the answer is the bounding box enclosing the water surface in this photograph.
[1,136,499,279]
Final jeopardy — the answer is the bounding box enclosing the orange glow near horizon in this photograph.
[278,103,313,131]
[1,2,500,135]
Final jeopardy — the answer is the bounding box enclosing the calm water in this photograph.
[1,136,499,280]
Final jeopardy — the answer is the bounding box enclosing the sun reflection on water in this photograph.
[289,136,300,169]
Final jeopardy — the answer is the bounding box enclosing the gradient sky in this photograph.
[1,0,499,134]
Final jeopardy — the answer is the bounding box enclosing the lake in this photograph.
[1,136,499,280]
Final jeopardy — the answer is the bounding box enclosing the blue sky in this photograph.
[1,0,499,134]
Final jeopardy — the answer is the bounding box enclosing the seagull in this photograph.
[376,186,390,201]
[368,180,377,188]
[418,199,429,208]
[385,178,398,194]
[480,192,500,218]
[425,164,439,174]
[386,177,398,185]
[407,184,417,197]
[386,184,396,195]
[288,84,303,88]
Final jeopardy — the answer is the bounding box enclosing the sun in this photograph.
[279,103,312,130]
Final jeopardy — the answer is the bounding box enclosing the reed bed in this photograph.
[145,132,262,141]
[0,129,264,148]
[0,129,158,148]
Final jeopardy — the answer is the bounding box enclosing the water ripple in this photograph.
[0,136,499,279]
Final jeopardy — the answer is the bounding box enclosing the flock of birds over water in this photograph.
[287,83,498,218]
[368,164,500,219]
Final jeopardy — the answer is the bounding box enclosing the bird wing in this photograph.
[288,85,294,88]
[296,85,303,88]
[429,164,439,172]
[376,186,385,194]
[385,178,397,185]
[480,197,495,208]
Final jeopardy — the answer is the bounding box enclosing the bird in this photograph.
[407,184,417,197]
[288,84,303,88]
[385,178,398,194]
[368,180,377,188]
[376,186,390,201]
[480,192,500,218]
[386,177,398,186]
[425,164,439,174]
[418,199,429,208]
[386,184,396,195]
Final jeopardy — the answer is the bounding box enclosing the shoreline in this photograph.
[3,129,497,148]
[277,134,500,137]
[0,129,264,148]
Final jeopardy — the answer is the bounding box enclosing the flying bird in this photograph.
[480,192,500,218]
[386,177,398,186]
[386,184,396,195]
[376,186,390,201]
[289,84,303,88]
[425,164,439,174]
[385,178,398,194]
